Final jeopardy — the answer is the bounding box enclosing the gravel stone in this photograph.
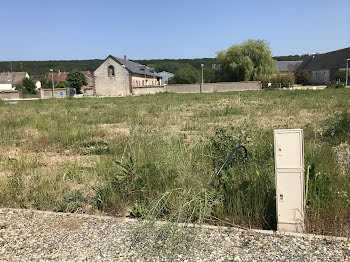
[0,208,349,261]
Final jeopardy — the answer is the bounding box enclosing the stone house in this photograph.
[296,47,350,85]
[93,55,163,96]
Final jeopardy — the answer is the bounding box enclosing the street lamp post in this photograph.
[346,59,350,88]
[200,64,204,93]
[50,69,55,98]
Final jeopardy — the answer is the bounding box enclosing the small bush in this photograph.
[257,73,295,89]
[295,70,311,85]
[327,81,345,89]
[332,71,346,83]
[170,66,200,84]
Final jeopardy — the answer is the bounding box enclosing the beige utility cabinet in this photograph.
[274,129,304,233]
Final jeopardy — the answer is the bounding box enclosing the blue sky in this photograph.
[1,0,349,61]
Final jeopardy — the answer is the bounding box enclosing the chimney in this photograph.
[124,55,127,61]
[58,69,61,75]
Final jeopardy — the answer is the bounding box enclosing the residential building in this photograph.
[0,72,29,90]
[297,47,350,85]
[93,55,163,96]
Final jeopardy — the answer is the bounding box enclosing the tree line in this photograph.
[0,53,307,78]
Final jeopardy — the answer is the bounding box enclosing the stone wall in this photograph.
[0,90,22,100]
[39,88,67,99]
[94,57,130,97]
[132,86,165,95]
[166,81,262,93]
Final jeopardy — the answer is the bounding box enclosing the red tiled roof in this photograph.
[47,71,93,82]
[82,71,93,80]
[47,72,68,82]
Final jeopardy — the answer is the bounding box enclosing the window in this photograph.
[108,65,115,77]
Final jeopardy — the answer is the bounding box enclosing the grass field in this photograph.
[0,89,349,237]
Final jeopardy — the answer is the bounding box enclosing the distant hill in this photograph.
[0,55,308,77]
[0,60,103,77]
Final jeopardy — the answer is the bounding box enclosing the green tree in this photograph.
[21,77,36,94]
[66,70,87,94]
[203,68,216,83]
[216,39,276,82]
[295,70,311,85]
[171,66,200,84]
[56,80,69,89]
[332,71,346,83]
[39,76,48,88]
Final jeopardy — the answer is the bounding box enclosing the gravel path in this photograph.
[0,208,349,261]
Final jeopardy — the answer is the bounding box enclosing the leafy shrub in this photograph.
[327,81,345,89]
[295,70,311,85]
[170,66,200,84]
[16,78,37,94]
[332,71,346,83]
[56,80,69,89]
[257,73,295,89]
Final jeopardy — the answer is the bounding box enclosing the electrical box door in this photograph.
[274,129,304,233]
[275,130,303,169]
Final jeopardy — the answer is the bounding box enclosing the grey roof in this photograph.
[277,61,302,72]
[297,47,350,71]
[0,72,28,86]
[110,56,160,77]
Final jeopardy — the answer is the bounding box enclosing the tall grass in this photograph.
[0,89,349,236]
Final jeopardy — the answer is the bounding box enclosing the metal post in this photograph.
[50,69,55,98]
[346,59,349,88]
[200,64,204,93]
